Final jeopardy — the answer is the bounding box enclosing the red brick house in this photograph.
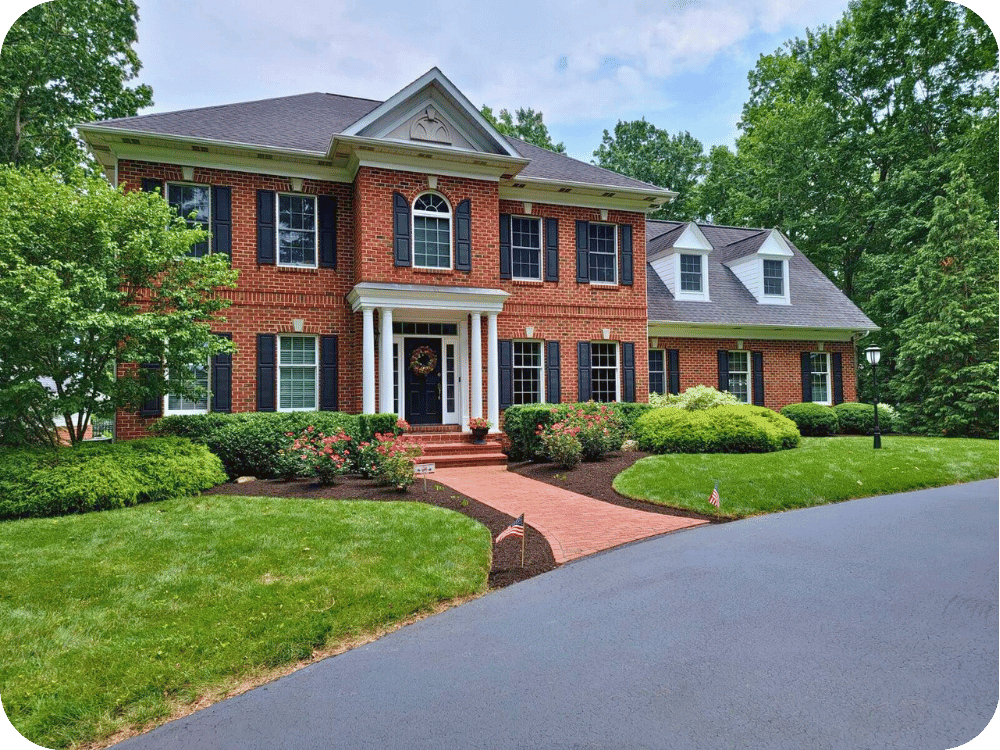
[77,68,875,441]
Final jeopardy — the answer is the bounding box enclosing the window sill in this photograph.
[275,265,319,274]
[512,278,544,285]
[412,266,454,274]
[588,281,619,288]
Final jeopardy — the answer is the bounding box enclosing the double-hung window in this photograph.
[165,360,210,415]
[167,184,211,257]
[278,335,318,411]
[763,259,784,296]
[590,342,619,402]
[513,341,543,404]
[412,192,451,268]
[649,349,665,395]
[727,351,751,404]
[680,254,703,292]
[278,194,317,267]
[810,352,831,404]
[588,223,617,283]
[511,217,542,280]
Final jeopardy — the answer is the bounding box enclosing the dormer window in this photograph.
[680,254,703,292]
[412,192,452,269]
[763,259,784,296]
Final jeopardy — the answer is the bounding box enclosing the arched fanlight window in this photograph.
[412,192,451,269]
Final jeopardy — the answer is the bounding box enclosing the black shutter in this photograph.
[801,352,813,402]
[393,192,411,267]
[499,339,513,410]
[211,186,232,259]
[141,178,162,194]
[320,335,339,411]
[832,352,844,405]
[751,351,765,407]
[499,213,511,279]
[577,341,592,402]
[318,195,337,269]
[619,224,633,286]
[668,349,680,395]
[257,334,277,411]
[455,199,471,272]
[546,341,561,404]
[718,350,730,393]
[211,333,233,413]
[139,362,162,417]
[622,342,636,402]
[545,217,559,282]
[256,190,276,265]
[575,220,590,283]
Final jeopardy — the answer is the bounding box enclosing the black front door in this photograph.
[404,338,443,425]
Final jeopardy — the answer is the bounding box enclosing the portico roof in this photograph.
[346,281,509,314]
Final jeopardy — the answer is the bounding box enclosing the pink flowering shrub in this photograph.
[538,420,583,468]
[288,426,352,485]
[537,405,624,467]
[368,432,422,490]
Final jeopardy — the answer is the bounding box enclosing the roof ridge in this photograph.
[322,92,384,105]
[723,228,769,247]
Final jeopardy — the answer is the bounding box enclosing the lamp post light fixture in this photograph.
[864,346,882,449]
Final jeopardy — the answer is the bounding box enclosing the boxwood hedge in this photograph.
[780,403,841,437]
[833,402,895,435]
[635,405,800,454]
[502,402,655,461]
[0,438,226,520]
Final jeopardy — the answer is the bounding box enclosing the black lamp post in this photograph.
[864,346,882,449]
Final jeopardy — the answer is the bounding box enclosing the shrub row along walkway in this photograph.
[432,465,707,563]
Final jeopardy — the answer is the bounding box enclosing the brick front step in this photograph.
[418,452,508,468]
[405,429,507,468]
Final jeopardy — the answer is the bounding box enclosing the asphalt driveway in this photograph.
[117,479,998,750]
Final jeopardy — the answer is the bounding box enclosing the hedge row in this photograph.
[0,438,227,520]
[502,402,655,461]
[635,405,800,454]
[152,411,399,478]
[780,402,895,437]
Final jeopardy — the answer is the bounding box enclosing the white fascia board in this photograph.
[347,281,510,314]
[334,133,528,173]
[337,67,520,158]
[78,124,326,159]
[500,184,665,213]
[647,321,873,341]
[510,174,676,201]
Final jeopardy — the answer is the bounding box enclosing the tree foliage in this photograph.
[0,0,153,174]
[481,105,566,153]
[592,120,705,220]
[0,168,238,446]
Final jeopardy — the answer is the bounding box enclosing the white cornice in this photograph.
[500,184,666,213]
[647,321,873,342]
[347,281,509,314]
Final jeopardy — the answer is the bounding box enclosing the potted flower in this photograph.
[468,417,491,444]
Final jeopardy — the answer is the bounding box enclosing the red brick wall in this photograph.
[648,336,858,410]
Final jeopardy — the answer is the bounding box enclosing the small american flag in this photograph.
[496,514,525,544]
[708,482,721,508]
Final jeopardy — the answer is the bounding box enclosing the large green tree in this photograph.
[592,120,705,220]
[481,105,566,153]
[0,0,153,174]
[0,168,238,446]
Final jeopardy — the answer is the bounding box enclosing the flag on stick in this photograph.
[708,481,721,508]
[496,514,524,544]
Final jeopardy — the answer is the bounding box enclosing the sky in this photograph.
[1,0,997,162]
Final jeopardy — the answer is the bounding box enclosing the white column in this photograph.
[470,312,483,419]
[459,318,470,431]
[487,312,499,432]
[361,307,375,414]
[378,307,394,414]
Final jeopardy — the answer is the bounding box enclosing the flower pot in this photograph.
[471,427,489,444]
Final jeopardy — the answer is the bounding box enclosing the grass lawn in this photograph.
[613,436,998,520]
[0,495,492,749]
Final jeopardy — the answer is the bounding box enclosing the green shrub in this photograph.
[780,403,841,436]
[0,438,226,520]
[502,402,651,461]
[833,402,895,435]
[635,405,800,454]
[358,413,403,441]
[539,422,583,468]
[649,385,739,410]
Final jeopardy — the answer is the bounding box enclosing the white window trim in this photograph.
[761,257,790,304]
[511,215,543,282]
[166,182,212,257]
[676,251,710,300]
[277,334,320,412]
[163,360,211,416]
[276,192,319,269]
[649,348,666,394]
[588,222,618,286]
[412,191,453,270]
[810,351,832,405]
[590,341,621,402]
[727,350,752,404]
[512,339,545,404]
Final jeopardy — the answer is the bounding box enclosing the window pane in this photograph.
[588,223,616,283]
[280,336,316,365]
[764,260,784,295]
[649,349,665,395]
[590,342,617,402]
[279,368,316,410]
[414,215,450,268]
[278,195,316,266]
[167,184,210,257]
[414,193,448,212]
[446,344,456,412]
[680,254,702,292]
[810,353,829,403]
[513,341,542,404]
[167,361,209,412]
[512,217,541,280]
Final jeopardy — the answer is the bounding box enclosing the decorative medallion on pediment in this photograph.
[409,106,452,145]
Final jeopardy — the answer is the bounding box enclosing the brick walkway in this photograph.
[432,465,708,564]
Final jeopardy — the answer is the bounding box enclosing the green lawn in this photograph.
[0,496,492,749]
[614,436,998,519]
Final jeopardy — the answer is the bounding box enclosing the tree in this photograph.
[0,168,238,446]
[592,120,705,221]
[481,105,566,153]
[0,0,153,174]
[891,168,999,437]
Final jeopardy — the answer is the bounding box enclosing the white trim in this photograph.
[276,192,319,269]
[810,351,832,405]
[347,281,509,314]
[351,153,504,182]
[648,347,666,395]
[411,191,452,270]
[512,339,545,405]
[276,334,320,412]
[500,183,671,213]
[166,181,213,256]
[727,350,752,404]
[510,215,543,282]
[647,322,864,342]
[163,360,211,416]
[589,341,621,403]
[588,221,618,285]
[675,251,710,301]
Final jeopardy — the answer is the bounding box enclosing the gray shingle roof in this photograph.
[646,220,877,332]
[88,93,664,192]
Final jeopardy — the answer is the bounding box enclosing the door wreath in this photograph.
[409,345,438,376]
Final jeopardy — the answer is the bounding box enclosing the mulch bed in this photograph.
[508,450,718,523]
[205,475,558,589]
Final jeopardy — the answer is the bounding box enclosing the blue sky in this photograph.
[2,1,998,163]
